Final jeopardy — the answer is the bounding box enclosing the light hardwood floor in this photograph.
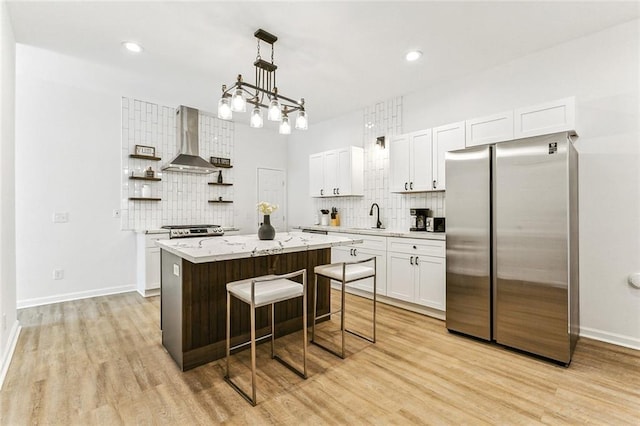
[1,291,639,425]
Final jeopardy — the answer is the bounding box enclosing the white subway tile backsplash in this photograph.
[121,98,235,231]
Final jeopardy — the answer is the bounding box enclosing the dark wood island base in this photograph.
[161,248,331,371]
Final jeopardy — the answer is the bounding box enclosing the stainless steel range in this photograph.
[161,224,224,239]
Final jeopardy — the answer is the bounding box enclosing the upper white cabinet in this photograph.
[389,129,433,192]
[432,121,465,191]
[514,97,576,139]
[309,146,363,197]
[465,111,514,147]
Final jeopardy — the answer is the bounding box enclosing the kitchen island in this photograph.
[157,231,361,370]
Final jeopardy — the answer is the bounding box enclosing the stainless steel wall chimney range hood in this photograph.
[162,106,216,174]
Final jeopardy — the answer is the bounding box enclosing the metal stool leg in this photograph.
[312,273,318,343]
[341,269,346,358]
[250,299,257,405]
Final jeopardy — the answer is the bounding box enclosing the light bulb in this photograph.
[279,115,291,135]
[268,97,281,121]
[295,110,308,130]
[250,106,264,128]
[230,88,246,112]
[217,97,232,120]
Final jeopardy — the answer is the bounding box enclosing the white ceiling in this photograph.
[7,1,640,123]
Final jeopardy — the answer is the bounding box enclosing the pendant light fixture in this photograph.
[217,29,308,133]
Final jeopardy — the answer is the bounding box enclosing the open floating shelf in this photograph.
[129,197,162,201]
[211,164,233,169]
[129,154,161,161]
[130,176,161,181]
[208,200,233,203]
[208,182,233,186]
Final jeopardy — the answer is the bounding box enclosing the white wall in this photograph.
[288,20,640,348]
[0,0,18,386]
[14,45,288,306]
[234,123,288,233]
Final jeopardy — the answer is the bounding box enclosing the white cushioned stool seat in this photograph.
[314,263,375,282]
[227,278,303,308]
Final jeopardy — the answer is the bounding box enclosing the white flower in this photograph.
[257,201,278,215]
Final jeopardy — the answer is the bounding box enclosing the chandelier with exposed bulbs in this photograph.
[217,29,308,134]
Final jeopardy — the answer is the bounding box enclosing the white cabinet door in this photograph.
[466,111,514,147]
[514,97,576,139]
[415,255,445,310]
[386,252,415,302]
[330,245,386,295]
[410,130,433,191]
[389,134,410,192]
[309,153,324,197]
[323,150,339,196]
[146,247,161,291]
[349,247,387,295]
[432,121,465,191]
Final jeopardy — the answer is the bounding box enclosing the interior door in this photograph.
[257,168,286,232]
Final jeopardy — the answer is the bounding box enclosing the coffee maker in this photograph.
[409,208,429,231]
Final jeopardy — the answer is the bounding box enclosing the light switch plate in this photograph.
[53,212,69,223]
[173,264,180,277]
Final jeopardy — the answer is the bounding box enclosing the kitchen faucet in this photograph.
[369,203,382,229]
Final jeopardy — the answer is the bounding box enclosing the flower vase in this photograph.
[258,214,276,240]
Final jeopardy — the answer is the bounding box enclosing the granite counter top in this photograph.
[156,231,362,264]
[294,225,446,241]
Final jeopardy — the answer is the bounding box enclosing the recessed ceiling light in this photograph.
[405,50,422,62]
[122,41,143,53]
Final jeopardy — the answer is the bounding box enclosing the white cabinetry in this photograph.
[309,146,363,197]
[136,232,168,297]
[386,237,446,311]
[514,97,576,139]
[432,121,465,191]
[329,233,386,295]
[389,129,433,192]
[465,111,514,147]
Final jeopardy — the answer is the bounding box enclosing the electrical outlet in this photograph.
[173,264,180,277]
[113,209,121,218]
[53,269,64,280]
[53,212,69,223]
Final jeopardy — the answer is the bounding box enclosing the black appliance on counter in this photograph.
[426,217,446,232]
[161,224,224,239]
[409,208,429,231]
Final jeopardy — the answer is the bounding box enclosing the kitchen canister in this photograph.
[141,184,151,198]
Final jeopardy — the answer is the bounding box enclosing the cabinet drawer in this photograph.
[387,237,445,258]
[329,232,387,251]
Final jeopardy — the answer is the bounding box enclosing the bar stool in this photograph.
[311,257,376,359]
[224,269,307,406]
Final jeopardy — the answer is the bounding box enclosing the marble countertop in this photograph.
[294,225,446,241]
[156,231,363,264]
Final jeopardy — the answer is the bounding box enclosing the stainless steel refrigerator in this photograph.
[445,132,579,364]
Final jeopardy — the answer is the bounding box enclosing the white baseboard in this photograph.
[137,287,160,298]
[580,326,640,351]
[0,320,22,390]
[16,284,137,309]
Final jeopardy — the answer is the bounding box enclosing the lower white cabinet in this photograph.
[329,233,386,295]
[136,232,168,297]
[386,237,446,311]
